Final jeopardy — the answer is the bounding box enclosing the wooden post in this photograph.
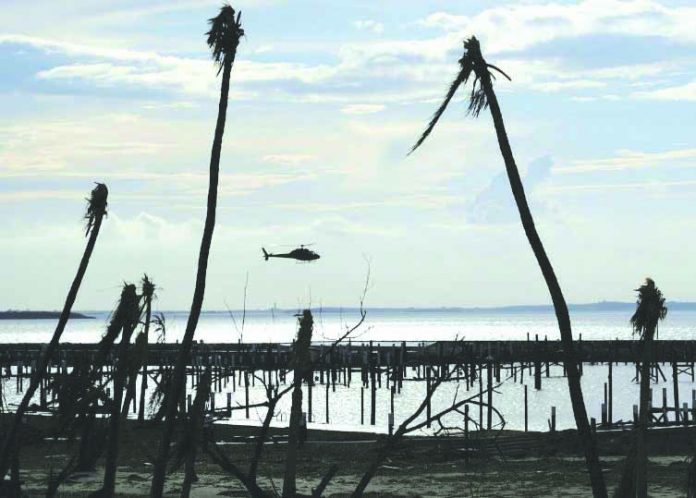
[550,406,556,432]
[360,386,364,425]
[601,403,607,427]
[464,404,470,464]
[608,362,613,427]
[524,385,528,432]
[325,381,329,424]
[390,384,395,416]
[683,402,689,427]
[370,365,376,426]
[226,392,232,417]
[308,374,313,423]
[487,361,493,430]
[244,371,250,419]
[534,361,542,390]
[662,387,668,424]
[478,365,483,429]
[426,366,432,428]
[673,362,680,423]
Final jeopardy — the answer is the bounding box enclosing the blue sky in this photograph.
[2,0,696,310]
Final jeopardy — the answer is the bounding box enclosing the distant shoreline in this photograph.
[42,301,696,316]
[0,311,95,320]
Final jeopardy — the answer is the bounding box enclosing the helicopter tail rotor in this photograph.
[262,248,270,261]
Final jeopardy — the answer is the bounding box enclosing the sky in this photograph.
[2,0,696,311]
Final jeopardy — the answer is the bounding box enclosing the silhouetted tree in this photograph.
[630,278,667,498]
[98,283,141,497]
[410,36,607,497]
[139,275,155,423]
[0,183,108,485]
[282,310,313,498]
[149,6,243,497]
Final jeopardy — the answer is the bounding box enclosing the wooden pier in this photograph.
[1,339,695,433]
[0,339,695,368]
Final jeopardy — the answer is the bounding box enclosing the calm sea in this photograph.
[1,306,695,343]
[2,307,695,433]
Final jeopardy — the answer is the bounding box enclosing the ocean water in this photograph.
[1,307,695,433]
[2,306,695,344]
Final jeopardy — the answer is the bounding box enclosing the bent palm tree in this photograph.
[410,37,607,498]
[0,183,108,483]
[630,278,667,498]
[149,6,243,497]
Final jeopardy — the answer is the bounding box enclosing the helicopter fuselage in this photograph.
[262,247,320,262]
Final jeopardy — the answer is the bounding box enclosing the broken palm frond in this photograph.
[631,277,668,342]
[84,183,108,237]
[206,4,244,73]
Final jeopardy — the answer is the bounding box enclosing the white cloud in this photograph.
[340,104,385,115]
[558,148,696,174]
[633,80,696,101]
[419,0,696,54]
[353,20,384,35]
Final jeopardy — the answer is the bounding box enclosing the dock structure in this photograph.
[1,339,695,433]
[1,339,696,367]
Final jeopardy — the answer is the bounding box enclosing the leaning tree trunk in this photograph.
[282,311,313,498]
[0,189,107,482]
[150,55,234,498]
[635,327,654,498]
[479,70,607,497]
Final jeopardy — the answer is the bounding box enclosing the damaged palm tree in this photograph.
[410,36,607,497]
[121,275,156,420]
[98,283,141,497]
[625,278,666,498]
[0,183,108,486]
[45,284,139,498]
[150,5,243,497]
[282,310,314,498]
[137,275,156,423]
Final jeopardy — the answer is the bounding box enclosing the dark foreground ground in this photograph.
[4,415,695,497]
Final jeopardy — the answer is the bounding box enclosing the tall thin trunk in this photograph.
[150,56,233,498]
[0,191,107,481]
[138,296,153,423]
[282,311,313,498]
[635,329,654,497]
[479,71,607,497]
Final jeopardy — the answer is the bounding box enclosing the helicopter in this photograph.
[262,245,320,262]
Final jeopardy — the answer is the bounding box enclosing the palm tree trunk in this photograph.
[101,311,138,497]
[479,73,607,497]
[138,297,152,423]
[635,328,654,497]
[150,57,233,498]
[0,208,106,482]
[282,311,313,498]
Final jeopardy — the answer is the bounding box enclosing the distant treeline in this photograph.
[0,310,94,320]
